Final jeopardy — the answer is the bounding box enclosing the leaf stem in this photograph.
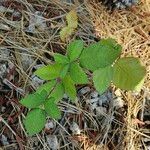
[45,79,59,100]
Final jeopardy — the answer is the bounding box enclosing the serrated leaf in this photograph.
[100,38,122,51]
[66,10,78,28]
[80,38,122,71]
[36,80,56,94]
[67,40,84,61]
[44,98,61,119]
[36,80,64,103]
[20,91,47,108]
[60,64,70,78]
[24,109,46,136]
[69,62,88,84]
[60,26,75,42]
[54,53,69,64]
[93,66,113,94]
[50,83,65,103]
[34,63,62,80]
[112,57,146,90]
[62,75,76,101]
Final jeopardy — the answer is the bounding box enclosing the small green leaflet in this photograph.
[112,57,146,90]
[93,66,113,94]
[49,83,65,103]
[69,62,88,84]
[24,109,46,136]
[54,53,69,64]
[60,64,70,78]
[20,90,47,108]
[100,38,122,52]
[36,80,56,94]
[80,38,122,71]
[36,80,64,103]
[44,98,61,119]
[67,40,84,62]
[34,63,62,80]
[62,75,76,101]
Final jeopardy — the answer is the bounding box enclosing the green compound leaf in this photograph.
[24,109,46,136]
[93,66,113,94]
[67,40,84,62]
[54,53,69,64]
[112,57,146,90]
[69,62,88,84]
[80,38,122,71]
[49,83,65,103]
[20,90,47,109]
[34,63,62,80]
[62,75,76,101]
[44,98,61,119]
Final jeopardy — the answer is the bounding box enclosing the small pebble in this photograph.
[1,135,9,145]
[27,11,47,33]
[45,120,55,130]
[46,135,59,150]
[0,6,14,13]
[113,97,124,109]
[70,122,81,135]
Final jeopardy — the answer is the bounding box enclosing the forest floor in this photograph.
[0,0,150,150]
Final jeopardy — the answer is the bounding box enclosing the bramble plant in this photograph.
[20,38,146,136]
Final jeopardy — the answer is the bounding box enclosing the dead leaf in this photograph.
[66,10,78,28]
[60,27,75,42]
[60,10,78,42]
